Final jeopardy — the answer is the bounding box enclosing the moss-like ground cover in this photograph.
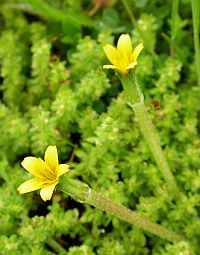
[0,0,199,254]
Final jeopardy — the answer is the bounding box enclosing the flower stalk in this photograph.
[57,175,91,203]
[103,34,179,199]
[119,74,179,198]
[58,175,183,243]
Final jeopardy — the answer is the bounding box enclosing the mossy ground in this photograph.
[0,0,199,254]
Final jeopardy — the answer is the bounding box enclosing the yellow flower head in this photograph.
[18,145,69,202]
[103,34,143,75]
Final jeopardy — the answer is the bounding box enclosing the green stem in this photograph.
[119,74,179,198]
[134,102,179,195]
[89,192,182,242]
[162,32,186,63]
[58,176,183,243]
[121,0,139,29]
[171,0,179,56]
[46,238,67,254]
[121,0,154,56]
[26,0,93,27]
[191,0,200,86]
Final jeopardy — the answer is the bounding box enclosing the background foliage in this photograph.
[0,0,199,254]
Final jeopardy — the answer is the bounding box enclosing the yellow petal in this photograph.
[57,164,69,177]
[37,158,55,179]
[131,43,144,61]
[103,64,124,72]
[21,157,47,178]
[117,34,132,58]
[104,64,127,74]
[21,157,55,179]
[18,178,43,194]
[45,145,58,171]
[103,44,118,65]
[127,61,138,70]
[103,64,121,70]
[40,181,58,201]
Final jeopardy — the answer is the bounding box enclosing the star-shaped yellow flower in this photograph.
[103,34,143,75]
[18,145,69,201]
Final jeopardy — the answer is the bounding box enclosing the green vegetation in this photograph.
[0,0,199,254]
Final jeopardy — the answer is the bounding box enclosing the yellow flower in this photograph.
[18,145,69,202]
[103,34,143,75]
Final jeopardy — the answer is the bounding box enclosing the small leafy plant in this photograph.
[0,0,199,254]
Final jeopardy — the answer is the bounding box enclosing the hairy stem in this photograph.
[89,191,182,242]
[119,74,179,199]
[134,102,179,196]
[58,176,183,243]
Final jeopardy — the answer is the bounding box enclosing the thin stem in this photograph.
[89,191,183,242]
[26,0,93,27]
[122,0,138,29]
[171,0,179,56]
[119,74,179,199]
[191,0,200,86]
[121,0,154,56]
[57,176,184,243]
[46,238,67,254]
[162,32,186,63]
[134,101,179,197]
